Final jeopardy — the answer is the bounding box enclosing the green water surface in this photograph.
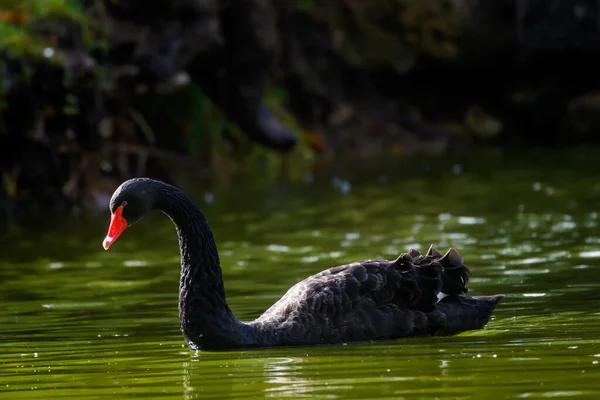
[1,149,600,399]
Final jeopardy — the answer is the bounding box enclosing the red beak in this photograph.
[103,205,128,250]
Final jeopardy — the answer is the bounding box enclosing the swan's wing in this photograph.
[253,247,469,332]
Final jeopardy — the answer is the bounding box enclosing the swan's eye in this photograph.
[122,201,128,207]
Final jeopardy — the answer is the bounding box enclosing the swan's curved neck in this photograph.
[155,184,253,349]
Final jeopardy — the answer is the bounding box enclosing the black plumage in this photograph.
[104,178,503,350]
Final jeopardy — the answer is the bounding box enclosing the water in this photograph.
[1,148,600,399]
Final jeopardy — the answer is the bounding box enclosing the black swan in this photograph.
[102,178,503,350]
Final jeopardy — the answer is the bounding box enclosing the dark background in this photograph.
[2,0,600,233]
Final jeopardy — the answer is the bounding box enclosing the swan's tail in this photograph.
[402,245,502,334]
[402,245,471,309]
[413,245,471,296]
[435,247,471,297]
[434,294,504,335]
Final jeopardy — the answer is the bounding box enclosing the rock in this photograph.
[565,92,600,140]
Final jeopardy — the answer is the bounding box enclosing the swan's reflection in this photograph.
[181,346,431,399]
[182,352,237,400]
[182,352,310,399]
[182,360,194,400]
[260,356,310,398]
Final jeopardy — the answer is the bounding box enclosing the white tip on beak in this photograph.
[102,235,114,250]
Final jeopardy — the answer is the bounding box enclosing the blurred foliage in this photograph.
[0,0,310,177]
[0,0,474,186]
[0,0,97,133]
[0,0,90,62]
[298,0,464,70]
[134,82,314,181]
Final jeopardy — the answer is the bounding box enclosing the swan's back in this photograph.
[247,247,499,346]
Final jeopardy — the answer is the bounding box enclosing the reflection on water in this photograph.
[2,149,600,398]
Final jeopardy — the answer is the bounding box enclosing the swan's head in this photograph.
[103,178,156,250]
